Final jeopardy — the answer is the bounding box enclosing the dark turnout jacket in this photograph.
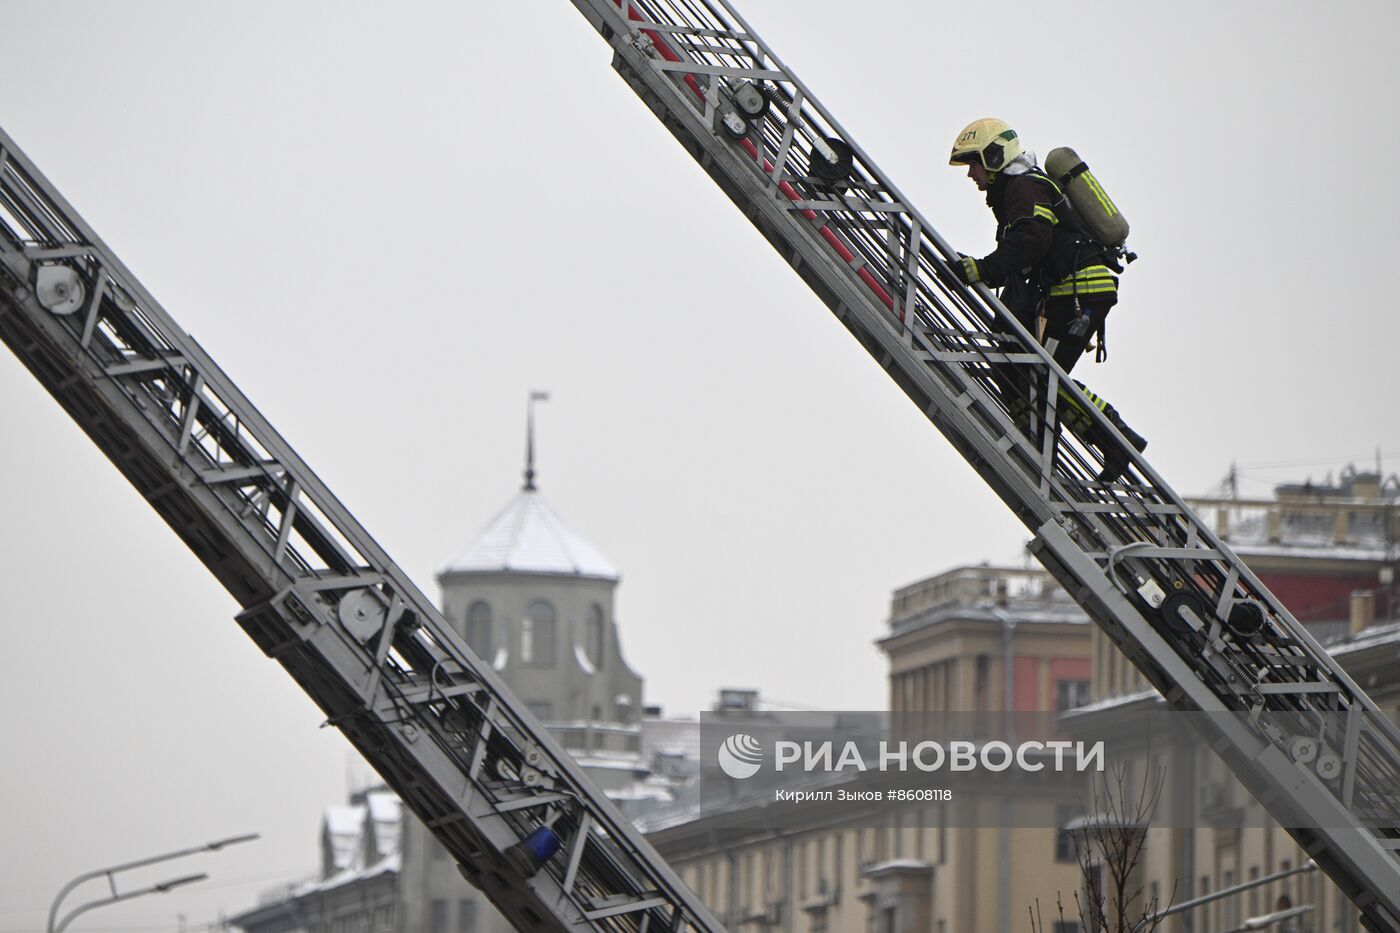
[977,170,1117,304]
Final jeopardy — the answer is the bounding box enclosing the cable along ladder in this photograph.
[555,0,1400,927]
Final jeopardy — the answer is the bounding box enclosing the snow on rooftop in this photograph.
[865,858,933,873]
[365,791,400,824]
[322,804,366,873]
[642,717,702,763]
[324,803,365,836]
[365,791,402,854]
[573,750,649,772]
[440,489,618,580]
[608,776,678,802]
[1062,687,1162,716]
[1229,541,1389,562]
[885,600,1088,640]
[293,853,400,899]
[1326,620,1400,655]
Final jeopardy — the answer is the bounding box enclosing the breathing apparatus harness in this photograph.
[1019,168,1134,363]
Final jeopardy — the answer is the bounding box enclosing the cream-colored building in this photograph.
[644,466,1399,933]
[644,564,1097,933]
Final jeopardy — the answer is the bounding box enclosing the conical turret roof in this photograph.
[439,489,618,581]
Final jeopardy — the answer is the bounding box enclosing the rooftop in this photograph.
[882,565,1088,643]
[439,488,618,581]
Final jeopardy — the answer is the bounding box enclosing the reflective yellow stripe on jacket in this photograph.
[1048,263,1117,298]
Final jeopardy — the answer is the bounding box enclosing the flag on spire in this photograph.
[524,390,550,491]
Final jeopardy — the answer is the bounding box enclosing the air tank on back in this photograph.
[1045,147,1129,248]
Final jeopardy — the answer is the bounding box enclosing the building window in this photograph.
[466,601,492,659]
[798,840,807,897]
[585,604,606,670]
[1053,923,1081,933]
[974,654,990,736]
[1055,805,1081,862]
[521,600,556,666]
[458,898,476,932]
[431,899,448,933]
[937,804,948,864]
[1055,679,1092,712]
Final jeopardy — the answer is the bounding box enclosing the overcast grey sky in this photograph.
[2,0,1398,929]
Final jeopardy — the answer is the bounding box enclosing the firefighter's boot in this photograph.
[1096,407,1148,483]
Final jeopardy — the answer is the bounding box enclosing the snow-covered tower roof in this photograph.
[440,488,618,580]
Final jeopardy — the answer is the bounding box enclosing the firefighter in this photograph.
[946,117,1146,483]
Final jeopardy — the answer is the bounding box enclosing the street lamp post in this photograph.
[1138,860,1318,931]
[47,833,259,933]
[52,873,208,933]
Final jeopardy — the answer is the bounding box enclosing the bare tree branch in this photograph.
[1031,756,1171,933]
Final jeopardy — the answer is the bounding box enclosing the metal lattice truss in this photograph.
[0,128,725,932]
[562,0,1400,926]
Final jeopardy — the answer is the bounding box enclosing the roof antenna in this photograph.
[524,390,550,491]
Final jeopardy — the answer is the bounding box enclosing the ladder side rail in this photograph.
[0,130,725,933]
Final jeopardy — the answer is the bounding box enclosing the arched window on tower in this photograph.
[585,604,606,671]
[465,601,493,659]
[522,600,556,667]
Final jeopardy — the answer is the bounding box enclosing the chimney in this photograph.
[1349,590,1375,635]
[716,688,758,712]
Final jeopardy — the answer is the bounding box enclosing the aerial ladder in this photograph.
[2,3,1399,933]
[554,0,1400,927]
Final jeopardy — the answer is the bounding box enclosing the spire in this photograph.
[524,390,550,491]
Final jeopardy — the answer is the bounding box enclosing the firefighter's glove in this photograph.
[949,254,981,286]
